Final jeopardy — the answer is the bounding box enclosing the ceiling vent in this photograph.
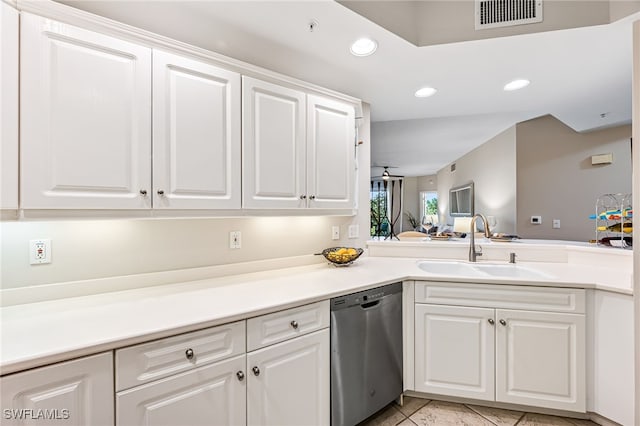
[475,0,543,30]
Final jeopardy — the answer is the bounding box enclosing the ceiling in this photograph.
[59,0,636,177]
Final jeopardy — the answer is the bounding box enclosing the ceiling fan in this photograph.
[372,165,403,180]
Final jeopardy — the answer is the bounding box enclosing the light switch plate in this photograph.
[348,225,359,239]
[332,226,340,240]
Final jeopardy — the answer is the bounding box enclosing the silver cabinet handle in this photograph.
[139,189,147,196]
[157,190,165,195]
[499,319,507,326]
[290,320,299,329]
[299,195,307,200]
[488,318,495,325]
[185,348,194,360]
[252,366,260,376]
[309,195,316,200]
[236,371,245,381]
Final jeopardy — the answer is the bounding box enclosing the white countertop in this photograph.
[0,255,633,376]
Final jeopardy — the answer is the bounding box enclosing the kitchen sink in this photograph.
[472,263,553,280]
[417,260,554,280]
[416,260,480,276]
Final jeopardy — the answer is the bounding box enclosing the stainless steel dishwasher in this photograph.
[330,282,403,426]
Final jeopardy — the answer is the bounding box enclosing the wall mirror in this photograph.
[449,182,474,217]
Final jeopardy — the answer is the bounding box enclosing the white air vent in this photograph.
[475,0,543,30]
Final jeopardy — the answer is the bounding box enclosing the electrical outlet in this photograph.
[229,231,241,249]
[348,225,359,239]
[530,216,542,225]
[332,226,340,240]
[30,239,51,264]
[552,219,561,229]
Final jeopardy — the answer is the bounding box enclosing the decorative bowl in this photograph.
[321,247,364,266]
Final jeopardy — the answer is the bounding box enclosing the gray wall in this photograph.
[516,115,632,241]
[437,126,517,234]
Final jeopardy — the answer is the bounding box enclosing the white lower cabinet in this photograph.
[415,304,495,401]
[0,352,114,426]
[117,354,246,426]
[495,309,585,411]
[115,302,330,426]
[414,282,586,413]
[247,329,330,426]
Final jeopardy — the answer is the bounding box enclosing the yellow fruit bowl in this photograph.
[321,247,364,266]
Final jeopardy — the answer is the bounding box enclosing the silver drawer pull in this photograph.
[139,189,147,196]
[290,320,299,329]
[185,348,195,360]
[499,319,507,326]
[236,371,245,381]
[488,318,495,325]
[252,366,260,376]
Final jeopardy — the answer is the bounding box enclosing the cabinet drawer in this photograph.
[247,300,329,351]
[415,282,585,314]
[116,321,245,391]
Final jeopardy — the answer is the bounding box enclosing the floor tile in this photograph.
[466,404,525,426]
[396,396,430,417]
[358,404,407,426]
[409,400,495,426]
[397,419,419,426]
[516,413,590,426]
[565,418,599,426]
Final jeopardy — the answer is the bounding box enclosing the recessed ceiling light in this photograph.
[415,87,437,98]
[350,38,377,56]
[504,79,530,91]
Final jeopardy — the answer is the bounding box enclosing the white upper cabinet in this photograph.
[242,76,306,209]
[153,50,241,209]
[306,94,355,209]
[1,2,19,210]
[243,77,356,210]
[20,13,152,209]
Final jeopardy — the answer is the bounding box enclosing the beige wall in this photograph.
[437,126,517,234]
[341,1,612,47]
[610,0,640,22]
[516,115,632,241]
[400,175,438,231]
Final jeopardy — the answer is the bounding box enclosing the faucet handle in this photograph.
[476,245,483,256]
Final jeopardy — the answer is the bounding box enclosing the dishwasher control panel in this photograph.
[330,282,402,310]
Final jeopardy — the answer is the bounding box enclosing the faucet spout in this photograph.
[469,213,491,262]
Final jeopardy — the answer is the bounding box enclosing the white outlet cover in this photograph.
[30,239,51,264]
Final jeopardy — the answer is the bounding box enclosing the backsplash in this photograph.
[1,216,361,290]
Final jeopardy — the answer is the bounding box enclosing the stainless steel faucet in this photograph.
[469,213,491,262]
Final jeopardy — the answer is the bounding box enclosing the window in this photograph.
[420,191,438,223]
[371,182,390,236]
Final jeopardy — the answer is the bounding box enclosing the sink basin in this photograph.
[416,261,480,276]
[417,260,554,281]
[472,263,553,280]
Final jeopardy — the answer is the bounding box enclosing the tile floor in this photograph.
[358,397,599,426]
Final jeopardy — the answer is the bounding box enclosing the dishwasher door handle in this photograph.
[361,300,381,309]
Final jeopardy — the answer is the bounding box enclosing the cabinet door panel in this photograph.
[1,2,19,209]
[415,304,495,400]
[247,329,329,426]
[117,354,246,426]
[0,352,114,426]
[153,50,240,209]
[495,309,585,412]
[242,77,305,208]
[20,13,151,209]
[306,95,355,209]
